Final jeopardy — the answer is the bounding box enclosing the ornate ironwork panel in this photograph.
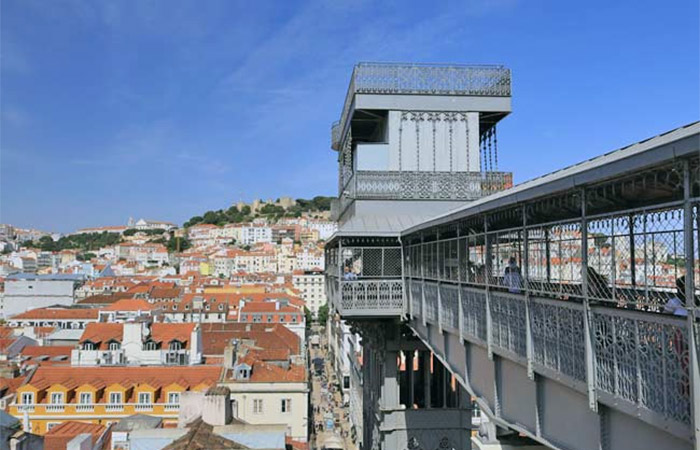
[353,171,513,201]
[461,287,487,343]
[591,309,690,425]
[439,284,460,331]
[530,298,586,382]
[424,282,439,322]
[489,292,527,358]
[410,279,423,319]
[339,280,403,314]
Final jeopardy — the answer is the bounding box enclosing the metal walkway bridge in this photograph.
[328,121,700,450]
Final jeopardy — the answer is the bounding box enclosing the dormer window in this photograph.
[82,341,96,350]
[21,392,34,405]
[50,392,63,404]
[169,340,183,351]
[108,341,121,351]
[143,340,158,351]
[235,364,251,380]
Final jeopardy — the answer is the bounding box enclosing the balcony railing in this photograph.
[45,404,64,412]
[76,404,94,412]
[135,403,154,411]
[331,63,511,149]
[352,170,513,201]
[105,404,124,411]
[329,278,404,316]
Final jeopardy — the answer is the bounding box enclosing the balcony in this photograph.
[327,245,405,317]
[135,403,154,411]
[105,404,124,412]
[16,405,34,413]
[331,62,512,149]
[45,404,64,412]
[164,403,180,411]
[75,404,94,412]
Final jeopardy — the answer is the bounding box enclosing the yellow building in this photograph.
[10,366,220,435]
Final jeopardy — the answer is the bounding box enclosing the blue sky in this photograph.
[1,0,698,233]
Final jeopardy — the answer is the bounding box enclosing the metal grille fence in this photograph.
[440,284,460,331]
[489,292,527,359]
[425,282,439,322]
[461,287,488,343]
[530,298,586,382]
[591,309,690,425]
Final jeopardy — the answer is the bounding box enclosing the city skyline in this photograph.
[2,0,699,232]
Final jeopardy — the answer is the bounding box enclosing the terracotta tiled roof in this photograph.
[20,346,73,358]
[44,421,107,450]
[77,293,133,305]
[10,307,99,321]
[162,418,246,449]
[102,299,155,311]
[79,323,123,349]
[149,287,182,299]
[227,356,305,383]
[200,323,300,356]
[0,327,15,339]
[25,366,222,400]
[150,323,196,348]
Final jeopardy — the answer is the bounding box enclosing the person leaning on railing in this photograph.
[663,276,688,317]
[343,266,358,281]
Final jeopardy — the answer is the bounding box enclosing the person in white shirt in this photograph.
[503,257,523,294]
[663,276,687,317]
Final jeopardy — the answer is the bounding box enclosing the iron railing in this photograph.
[406,277,692,439]
[328,276,403,316]
[331,62,511,150]
[353,170,513,201]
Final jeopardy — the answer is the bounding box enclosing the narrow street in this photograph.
[309,325,357,450]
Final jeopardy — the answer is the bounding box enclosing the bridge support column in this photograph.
[406,350,415,408]
[422,351,432,408]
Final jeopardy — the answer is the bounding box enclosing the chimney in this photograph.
[223,339,239,369]
[202,386,232,426]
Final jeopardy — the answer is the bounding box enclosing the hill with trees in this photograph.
[183,196,333,228]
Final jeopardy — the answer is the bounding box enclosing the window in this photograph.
[253,399,263,414]
[267,315,273,323]
[46,422,60,431]
[281,398,292,413]
[168,392,180,404]
[50,392,63,404]
[169,340,182,351]
[218,304,224,311]
[109,392,122,404]
[292,315,297,323]
[82,341,96,350]
[343,376,350,390]
[280,316,285,322]
[108,341,121,351]
[138,392,152,404]
[21,393,34,405]
[144,340,158,351]
[79,392,92,404]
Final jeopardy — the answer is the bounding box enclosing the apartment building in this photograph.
[291,270,326,318]
[10,365,221,434]
[71,322,202,366]
[2,274,83,318]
